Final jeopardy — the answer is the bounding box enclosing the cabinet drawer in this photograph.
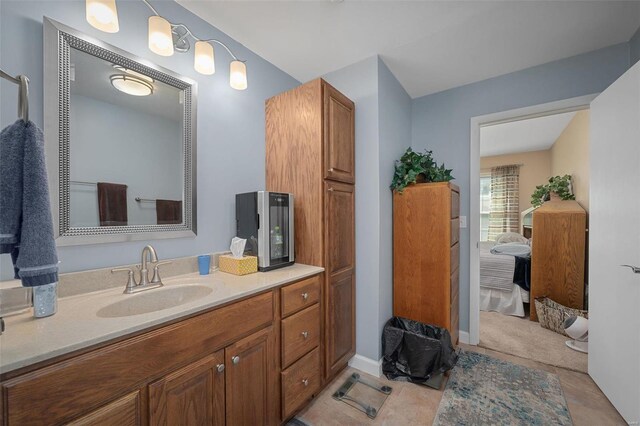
[281,348,320,419]
[282,304,320,368]
[451,267,459,302]
[450,293,459,346]
[451,190,460,218]
[450,218,459,246]
[450,243,459,274]
[281,275,320,317]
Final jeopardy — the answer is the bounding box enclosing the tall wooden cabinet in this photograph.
[530,200,586,321]
[266,79,356,382]
[393,182,460,345]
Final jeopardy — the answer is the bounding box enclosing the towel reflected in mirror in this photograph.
[156,199,182,225]
[97,182,128,226]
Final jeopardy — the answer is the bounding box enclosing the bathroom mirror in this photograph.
[44,18,197,246]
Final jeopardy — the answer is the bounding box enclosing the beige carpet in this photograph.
[480,310,588,373]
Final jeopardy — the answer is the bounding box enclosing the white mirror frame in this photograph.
[44,18,197,246]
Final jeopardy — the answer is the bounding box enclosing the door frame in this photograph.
[467,94,597,345]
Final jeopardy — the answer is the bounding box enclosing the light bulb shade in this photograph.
[148,16,174,57]
[86,0,119,33]
[229,60,247,90]
[110,75,154,96]
[194,41,215,75]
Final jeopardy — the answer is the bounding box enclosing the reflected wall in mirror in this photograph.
[44,18,197,246]
[69,49,183,227]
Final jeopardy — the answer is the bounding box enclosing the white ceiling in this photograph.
[177,0,640,98]
[70,48,182,121]
[480,111,577,157]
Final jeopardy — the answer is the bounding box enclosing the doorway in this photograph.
[468,95,595,370]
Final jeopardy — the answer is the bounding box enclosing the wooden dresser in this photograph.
[266,78,356,383]
[530,200,586,321]
[393,182,460,345]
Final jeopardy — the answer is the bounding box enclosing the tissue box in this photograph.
[219,255,258,276]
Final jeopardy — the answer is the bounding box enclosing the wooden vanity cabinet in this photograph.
[0,273,330,426]
[0,290,278,426]
[149,326,277,426]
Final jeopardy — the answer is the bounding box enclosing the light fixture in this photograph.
[194,41,215,75]
[87,0,248,90]
[148,15,174,57]
[86,0,119,33]
[110,74,154,96]
[112,65,154,83]
[229,61,247,91]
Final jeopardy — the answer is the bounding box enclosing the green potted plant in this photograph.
[391,148,454,193]
[531,175,575,207]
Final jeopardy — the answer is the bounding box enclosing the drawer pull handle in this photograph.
[302,378,309,387]
[301,331,309,339]
[232,356,240,365]
[302,292,309,301]
[216,363,225,373]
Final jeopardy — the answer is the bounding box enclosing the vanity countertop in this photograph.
[0,263,324,375]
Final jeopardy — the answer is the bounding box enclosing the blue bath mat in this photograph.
[434,350,572,425]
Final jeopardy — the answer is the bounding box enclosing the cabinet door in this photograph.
[323,83,355,184]
[324,181,356,378]
[225,326,277,426]
[67,391,141,426]
[148,350,225,426]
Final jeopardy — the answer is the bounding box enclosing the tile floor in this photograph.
[296,344,626,425]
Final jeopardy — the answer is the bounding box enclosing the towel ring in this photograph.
[18,75,29,123]
[0,69,29,122]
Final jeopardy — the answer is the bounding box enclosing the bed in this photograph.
[480,241,530,317]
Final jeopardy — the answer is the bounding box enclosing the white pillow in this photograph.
[495,232,528,244]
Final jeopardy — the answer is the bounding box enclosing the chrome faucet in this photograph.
[139,245,158,286]
[111,245,171,294]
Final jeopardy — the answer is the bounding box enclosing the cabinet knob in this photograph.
[302,378,309,387]
[329,168,334,172]
[301,331,309,339]
[302,292,309,301]
[232,356,240,365]
[216,363,225,373]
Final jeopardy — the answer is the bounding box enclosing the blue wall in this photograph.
[411,43,631,333]
[323,56,411,361]
[377,59,411,342]
[0,0,299,279]
[631,27,640,66]
[323,56,381,361]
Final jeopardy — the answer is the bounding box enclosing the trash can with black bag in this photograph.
[382,317,458,389]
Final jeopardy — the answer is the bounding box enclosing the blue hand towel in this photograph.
[0,120,58,286]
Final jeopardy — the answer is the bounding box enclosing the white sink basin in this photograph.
[96,285,213,318]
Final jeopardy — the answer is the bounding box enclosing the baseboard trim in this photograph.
[459,330,470,344]
[348,354,382,378]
